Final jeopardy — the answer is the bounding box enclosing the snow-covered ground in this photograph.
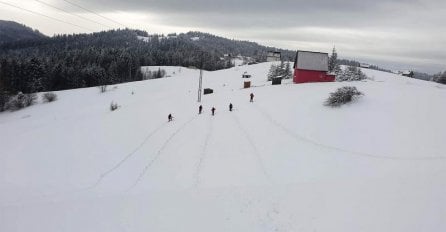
[1,62,446,232]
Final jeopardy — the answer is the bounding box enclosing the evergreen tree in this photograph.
[0,76,8,111]
[267,64,278,81]
[329,46,341,74]
[433,71,446,84]
[277,60,286,77]
[337,66,367,82]
[284,61,293,79]
[26,58,44,93]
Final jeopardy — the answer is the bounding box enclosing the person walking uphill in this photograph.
[199,105,203,114]
[211,107,216,116]
[250,93,254,102]
[229,103,233,112]
[168,113,173,122]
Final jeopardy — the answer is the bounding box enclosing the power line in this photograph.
[34,0,114,29]
[61,0,128,28]
[0,1,94,32]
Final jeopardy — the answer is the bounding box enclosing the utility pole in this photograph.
[197,53,203,102]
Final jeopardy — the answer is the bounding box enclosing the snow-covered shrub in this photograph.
[336,66,367,82]
[6,92,37,111]
[110,101,118,111]
[325,86,363,107]
[42,92,57,102]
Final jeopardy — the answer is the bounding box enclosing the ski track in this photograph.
[231,112,273,184]
[253,104,446,161]
[86,122,167,190]
[193,116,213,188]
[127,116,197,190]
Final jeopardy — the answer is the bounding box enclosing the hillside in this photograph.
[0,20,45,45]
[182,32,296,61]
[0,27,294,95]
[1,63,445,232]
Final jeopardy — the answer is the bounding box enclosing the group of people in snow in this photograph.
[168,93,254,122]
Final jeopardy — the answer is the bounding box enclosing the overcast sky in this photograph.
[1,0,445,73]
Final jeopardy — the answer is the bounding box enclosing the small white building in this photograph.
[267,51,281,62]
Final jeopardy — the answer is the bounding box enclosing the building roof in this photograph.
[294,50,329,72]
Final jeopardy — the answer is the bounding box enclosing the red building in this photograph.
[293,51,335,83]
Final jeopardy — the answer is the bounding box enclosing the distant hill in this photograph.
[2,22,426,95]
[0,26,301,94]
[180,32,296,61]
[0,20,46,45]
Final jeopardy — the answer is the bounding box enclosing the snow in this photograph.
[1,63,446,232]
[191,36,200,41]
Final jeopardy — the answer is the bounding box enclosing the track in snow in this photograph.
[87,122,166,190]
[252,104,446,161]
[231,112,273,184]
[193,116,214,188]
[127,116,197,190]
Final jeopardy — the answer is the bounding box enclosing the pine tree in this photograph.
[26,58,44,93]
[267,64,278,81]
[107,61,118,84]
[0,77,8,111]
[336,65,366,82]
[328,46,339,73]
[273,60,285,78]
[284,61,293,79]
[434,71,446,84]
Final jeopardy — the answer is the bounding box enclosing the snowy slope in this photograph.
[1,63,446,232]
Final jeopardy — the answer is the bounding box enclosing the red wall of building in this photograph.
[293,69,335,83]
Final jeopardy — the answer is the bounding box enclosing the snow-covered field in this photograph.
[1,62,446,232]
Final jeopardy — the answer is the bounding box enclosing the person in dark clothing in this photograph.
[229,103,233,112]
[250,93,254,102]
[168,114,173,122]
[199,105,203,114]
[211,107,216,116]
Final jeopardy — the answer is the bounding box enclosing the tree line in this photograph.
[0,29,237,96]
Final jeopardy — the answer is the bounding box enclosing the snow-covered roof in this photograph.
[294,51,329,72]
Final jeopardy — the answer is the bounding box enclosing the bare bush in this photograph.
[6,92,37,111]
[110,101,118,111]
[325,86,363,107]
[42,92,58,102]
[143,68,167,80]
[99,85,107,93]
